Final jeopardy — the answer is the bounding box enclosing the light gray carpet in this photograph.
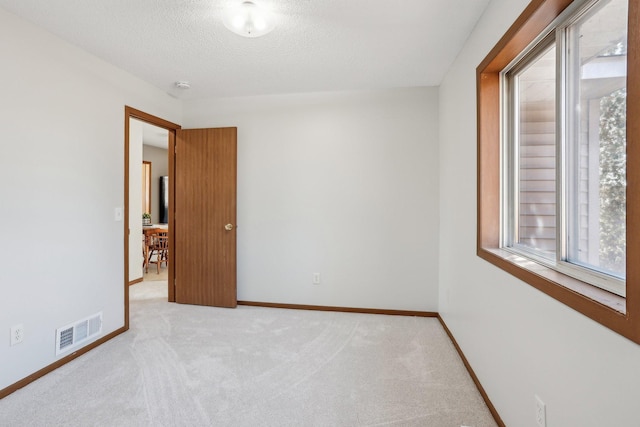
[0,281,497,426]
[143,263,168,281]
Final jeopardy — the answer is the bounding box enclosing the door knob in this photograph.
[224,223,234,231]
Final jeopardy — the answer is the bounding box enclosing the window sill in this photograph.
[479,247,625,314]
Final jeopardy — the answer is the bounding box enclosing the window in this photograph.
[505,40,558,262]
[477,0,640,344]
[503,0,627,297]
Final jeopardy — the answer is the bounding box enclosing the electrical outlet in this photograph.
[10,324,24,346]
[535,394,546,427]
[312,273,321,285]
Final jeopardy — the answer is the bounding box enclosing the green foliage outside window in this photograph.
[599,88,626,275]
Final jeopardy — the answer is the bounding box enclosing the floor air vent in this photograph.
[55,312,103,355]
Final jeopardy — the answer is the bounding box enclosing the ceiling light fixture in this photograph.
[223,1,275,38]
[175,81,191,89]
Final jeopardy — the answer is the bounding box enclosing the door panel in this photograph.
[174,128,237,307]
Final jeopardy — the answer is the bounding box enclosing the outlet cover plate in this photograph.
[535,394,546,427]
[10,324,24,346]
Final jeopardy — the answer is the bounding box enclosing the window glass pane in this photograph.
[516,45,557,258]
[567,0,627,278]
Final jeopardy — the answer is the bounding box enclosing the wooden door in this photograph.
[174,128,237,307]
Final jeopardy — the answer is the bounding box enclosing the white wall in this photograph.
[0,8,181,390]
[129,120,143,282]
[142,144,169,224]
[438,0,640,425]
[184,88,439,311]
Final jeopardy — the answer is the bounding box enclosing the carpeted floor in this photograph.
[0,281,497,426]
[143,263,168,281]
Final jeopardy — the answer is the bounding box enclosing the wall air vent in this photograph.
[58,327,74,351]
[55,312,103,356]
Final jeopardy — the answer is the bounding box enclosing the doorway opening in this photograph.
[139,123,169,282]
[124,106,180,328]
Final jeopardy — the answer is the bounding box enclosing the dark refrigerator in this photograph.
[159,176,169,224]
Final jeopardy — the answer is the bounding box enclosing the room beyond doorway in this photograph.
[124,106,180,329]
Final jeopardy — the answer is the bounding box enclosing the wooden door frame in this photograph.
[124,106,181,328]
[142,160,152,217]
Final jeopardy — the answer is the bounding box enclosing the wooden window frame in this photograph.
[142,160,152,217]
[477,0,640,344]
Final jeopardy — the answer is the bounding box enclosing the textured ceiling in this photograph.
[0,0,491,100]
[138,120,169,148]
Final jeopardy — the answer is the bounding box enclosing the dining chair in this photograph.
[146,231,168,274]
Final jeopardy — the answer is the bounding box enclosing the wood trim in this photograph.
[437,315,505,427]
[126,106,181,130]
[477,0,640,344]
[124,109,130,328]
[142,160,152,217]
[128,277,143,286]
[168,130,176,302]
[237,301,438,317]
[0,327,127,399]
[478,0,573,73]
[626,0,640,332]
[477,71,501,250]
[124,106,181,309]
